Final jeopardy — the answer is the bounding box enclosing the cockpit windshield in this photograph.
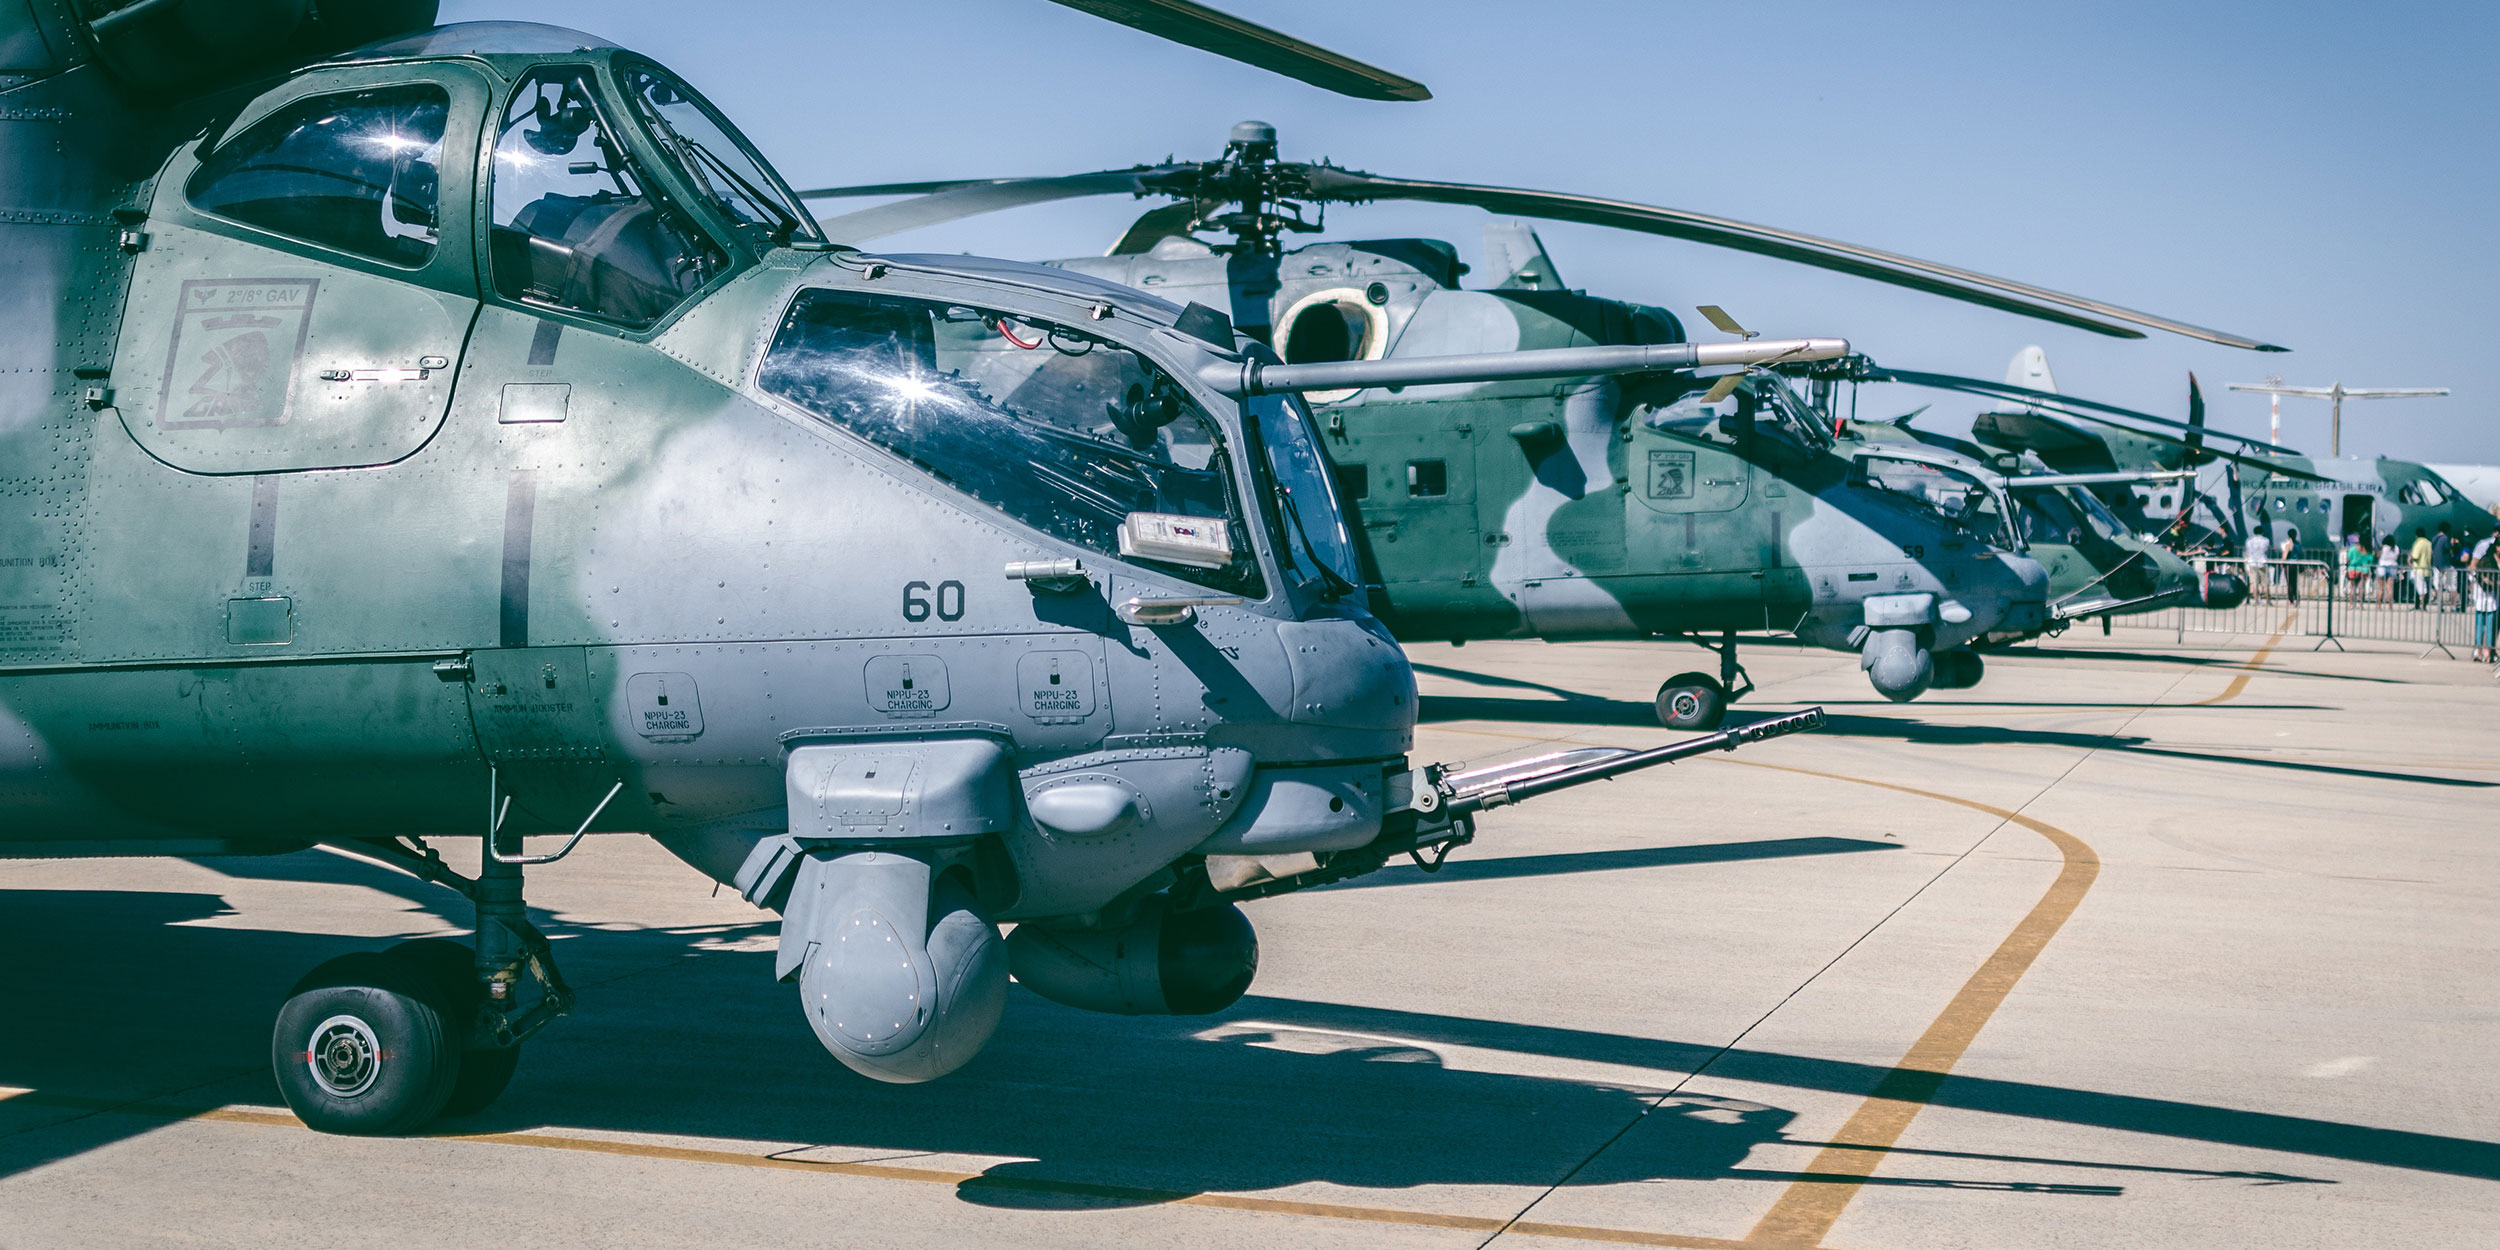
[759,288,1264,598]
[1249,393,1361,592]
[1853,454,2019,550]
[1754,375,1834,448]
[2069,487,2132,539]
[1643,374,1831,450]
[617,62,820,249]
[2017,487,2124,547]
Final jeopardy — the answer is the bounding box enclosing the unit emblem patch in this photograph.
[1646,448,1695,500]
[159,278,318,429]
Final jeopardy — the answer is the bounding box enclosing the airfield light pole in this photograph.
[2227,379,2450,458]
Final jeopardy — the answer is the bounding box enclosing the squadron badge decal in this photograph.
[158,278,317,429]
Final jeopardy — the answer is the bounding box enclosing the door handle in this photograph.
[320,355,450,383]
[1116,595,1244,627]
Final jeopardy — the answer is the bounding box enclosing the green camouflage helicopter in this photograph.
[1797,348,2252,621]
[1854,348,2491,561]
[800,122,2286,726]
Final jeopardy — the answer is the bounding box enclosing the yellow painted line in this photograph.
[1,1091,1762,1249]
[36,627,2321,1247]
[2183,615,2293,706]
[1720,762,2100,1249]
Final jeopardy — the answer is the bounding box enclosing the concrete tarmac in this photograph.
[3,624,2494,1249]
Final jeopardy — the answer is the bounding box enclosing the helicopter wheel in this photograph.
[1655,672,1727,731]
[271,952,461,1135]
[383,938,523,1119]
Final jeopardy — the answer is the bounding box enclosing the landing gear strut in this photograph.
[275,835,573,1134]
[1656,631,1755,731]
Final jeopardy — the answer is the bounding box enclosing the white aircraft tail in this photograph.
[2005,345,2058,394]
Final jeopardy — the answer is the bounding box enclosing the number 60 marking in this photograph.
[903,579,966,622]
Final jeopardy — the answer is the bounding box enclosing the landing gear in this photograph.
[1655,674,1725,730]
[271,951,459,1135]
[1654,631,1754,731]
[384,937,524,1118]
[274,836,573,1134]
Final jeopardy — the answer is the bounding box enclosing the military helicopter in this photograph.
[1852,350,2490,558]
[0,3,1845,1136]
[1805,349,2251,621]
[799,122,2290,725]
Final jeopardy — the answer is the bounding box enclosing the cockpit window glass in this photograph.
[1854,455,2018,549]
[1756,377,1835,448]
[2018,488,2122,547]
[759,288,1266,598]
[2398,478,2447,506]
[1250,393,1361,590]
[488,69,727,328]
[189,85,450,268]
[617,63,821,249]
[1643,376,1830,450]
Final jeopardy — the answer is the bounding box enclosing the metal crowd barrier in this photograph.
[2138,556,2480,657]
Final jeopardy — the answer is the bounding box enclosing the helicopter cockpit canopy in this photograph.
[489,66,728,328]
[617,59,821,251]
[759,289,1268,599]
[2018,483,2129,548]
[1643,374,1832,452]
[1853,453,2021,551]
[187,84,451,269]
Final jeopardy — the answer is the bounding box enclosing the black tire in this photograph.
[1655,672,1726,730]
[272,952,459,1135]
[383,938,521,1119]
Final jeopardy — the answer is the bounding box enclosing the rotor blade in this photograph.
[1046,0,1429,101]
[1700,372,1746,404]
[1876,369,2332,480]
[2008,400,2330,482]
[809,169,1173,243]
[793,179,1026,201]
[1874,368,2280,450]
[2186,373,2207,465]
[2335,388,2450,399]
[1297,169,2287,350]
[2226,383,2334,397]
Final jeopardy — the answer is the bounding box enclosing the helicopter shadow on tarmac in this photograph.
[1412,692,2491,791]
[0,846,2356,1208]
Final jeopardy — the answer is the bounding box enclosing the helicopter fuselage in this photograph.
[1,22,1443,1095]
[1055,239,2051,704]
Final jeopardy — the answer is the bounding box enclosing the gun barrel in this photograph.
[1202,339,1850,398]
[1444,706,1826,817]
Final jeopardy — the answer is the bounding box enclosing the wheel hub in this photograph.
[1669,691,1700,718]
[307,1014,382,1098]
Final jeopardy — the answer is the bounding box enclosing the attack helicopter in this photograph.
[0,3,1843,1136]
[1803,349,2251,621]
[800,122,2290,726]
[1848,350,2491,559]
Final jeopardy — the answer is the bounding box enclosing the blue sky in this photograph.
[446,0,2498,463]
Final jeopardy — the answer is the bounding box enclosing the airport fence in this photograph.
[2137,556,2485,656]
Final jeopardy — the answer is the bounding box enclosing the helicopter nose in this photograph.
[1277,616,1414,734]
